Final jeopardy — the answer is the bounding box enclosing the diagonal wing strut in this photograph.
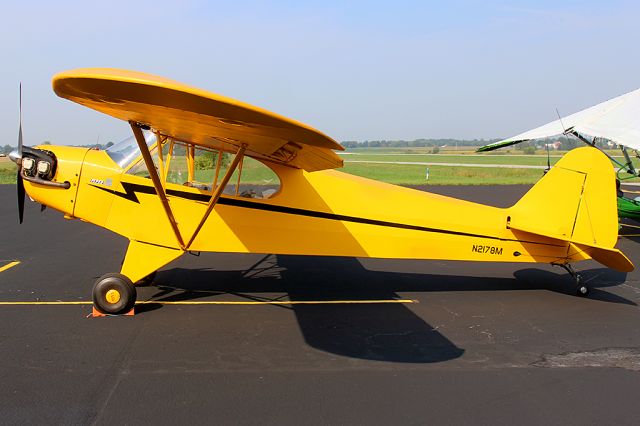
[130,121,246,250]
[185,143,247,249]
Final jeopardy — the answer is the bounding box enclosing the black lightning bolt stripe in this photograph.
[91,181,156,203]
[88,182,563,247]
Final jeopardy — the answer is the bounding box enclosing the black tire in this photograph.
[93,273,137,315]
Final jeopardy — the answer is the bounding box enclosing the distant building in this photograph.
[545,141,562,150]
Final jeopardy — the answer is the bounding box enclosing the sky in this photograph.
[1,0,639,146]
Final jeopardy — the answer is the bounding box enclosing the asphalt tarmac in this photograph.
[1,184,639,425]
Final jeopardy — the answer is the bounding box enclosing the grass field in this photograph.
[341,162,546,185]
[337,148,640,185]
[0,158,15,184]
[340,152,640,166]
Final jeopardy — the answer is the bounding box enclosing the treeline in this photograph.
[340,136,592,151]
[340,138,501,148]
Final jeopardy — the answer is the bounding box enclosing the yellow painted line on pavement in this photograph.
[137,299,417,305]
[0,261,20,273]
[0,299,417,306]
[0,301,91,305]
[621,223,640,229]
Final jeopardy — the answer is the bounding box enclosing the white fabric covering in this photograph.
[492,88,640,150]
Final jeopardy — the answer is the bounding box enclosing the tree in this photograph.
[194,151,230,170]
[2,144,12,154]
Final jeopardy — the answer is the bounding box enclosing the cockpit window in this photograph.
[223,156,280,199]
[106,130,156,168]
[164,144,280,199]
[126,139,280,199]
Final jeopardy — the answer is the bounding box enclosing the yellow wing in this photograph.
[52,68,344,172]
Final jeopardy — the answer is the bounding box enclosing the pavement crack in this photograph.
[532,347,640,371]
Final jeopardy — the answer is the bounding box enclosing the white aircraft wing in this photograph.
[479,88,640,152]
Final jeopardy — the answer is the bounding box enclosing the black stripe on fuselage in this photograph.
[90,182,562,247]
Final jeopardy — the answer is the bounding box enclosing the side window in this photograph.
[168,145,235,191]
[127,146,158,178]
[165,143,189,186]
[223,157,280,199]
[126,132,163,178]
[126,139,280,199]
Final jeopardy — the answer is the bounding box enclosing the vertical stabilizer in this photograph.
[507,147,632,272]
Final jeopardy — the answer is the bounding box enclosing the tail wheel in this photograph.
[577,283,590,296]
[93,273,136,315]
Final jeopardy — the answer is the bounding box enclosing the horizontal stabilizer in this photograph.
[571,242,634,273]
[509,224,634,273]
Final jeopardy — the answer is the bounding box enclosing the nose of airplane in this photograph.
[17,145,89,221]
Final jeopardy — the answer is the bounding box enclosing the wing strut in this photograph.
[130,122,186,249]
[153,131,168,187]
[568,129,639,177]
[185,143,247,249]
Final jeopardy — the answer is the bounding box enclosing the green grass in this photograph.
[0,159,16,184]
[342,163,547,185]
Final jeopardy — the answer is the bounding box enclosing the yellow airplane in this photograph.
[10,68,634,315]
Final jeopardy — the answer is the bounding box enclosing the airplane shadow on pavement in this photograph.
[147,254,465,364]
[143,253,632,363]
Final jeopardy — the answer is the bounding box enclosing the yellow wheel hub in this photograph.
[105,289,121,304]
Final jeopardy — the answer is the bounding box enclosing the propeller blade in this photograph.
[17,83,25,224]
[17,169,25,224]
[18,83,23,156]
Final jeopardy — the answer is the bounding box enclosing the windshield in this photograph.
[106,130,156,168]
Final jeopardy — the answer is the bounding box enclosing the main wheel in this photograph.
[93,273,137,315]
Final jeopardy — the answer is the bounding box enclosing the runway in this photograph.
[1,184,639,424]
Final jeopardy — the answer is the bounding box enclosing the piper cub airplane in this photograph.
[11,68,634,315]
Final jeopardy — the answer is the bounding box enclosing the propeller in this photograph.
[17,83,25,224]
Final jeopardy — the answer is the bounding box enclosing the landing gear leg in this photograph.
[557,263,589,296]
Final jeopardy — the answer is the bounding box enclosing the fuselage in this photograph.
[24,143,577,276]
